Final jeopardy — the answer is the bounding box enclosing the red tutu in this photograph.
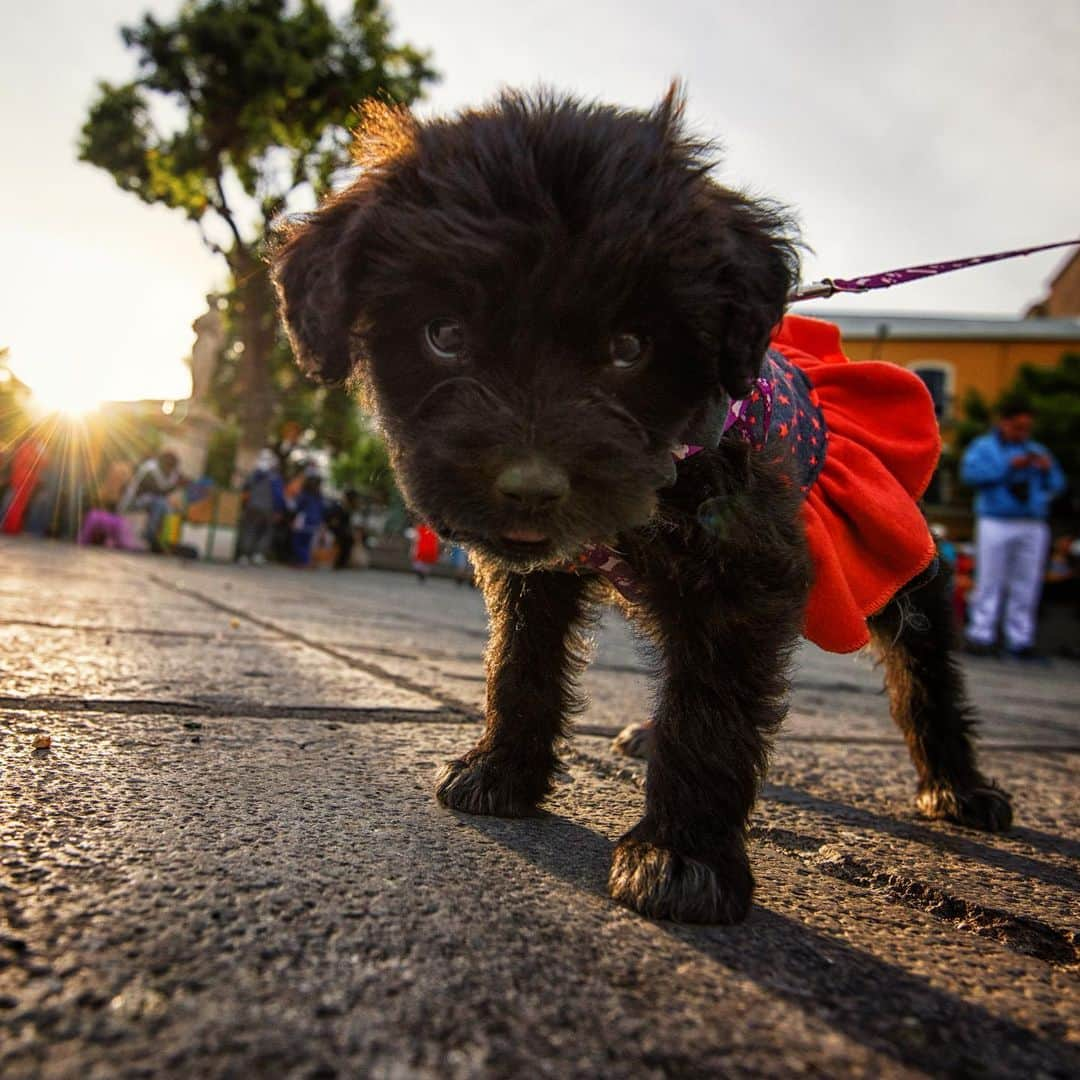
[771,315,940,653]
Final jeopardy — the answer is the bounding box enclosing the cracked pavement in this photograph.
[1,538,1077,1078]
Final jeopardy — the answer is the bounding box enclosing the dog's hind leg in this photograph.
[868,566,1013,831]
[611,721,654,759]
[435,565,595,817]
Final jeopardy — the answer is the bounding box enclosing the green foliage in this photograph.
[953,387,991,456]
[0,348,31,453]
[80,0,435,227]
[330,419,396,503]
[204,423,240,486]
[1008,354,1080,495]
[79,0,437,453]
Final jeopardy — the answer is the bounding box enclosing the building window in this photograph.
[909,361,955,422]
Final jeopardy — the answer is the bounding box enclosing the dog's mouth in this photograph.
[497,528,555,559]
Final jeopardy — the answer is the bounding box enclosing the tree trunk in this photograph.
[232,250,278,477]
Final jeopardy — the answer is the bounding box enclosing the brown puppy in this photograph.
[272,89,1011,924]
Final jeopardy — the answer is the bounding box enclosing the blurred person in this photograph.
[1046,536,1080,660]
[930,523,960,632]
[236,449,286,565]
[283,458,310,503]
[73,458,140,551]
[290,467,326,567]
[78,508,139,550]
[409,522,439,583]
[325,488,362,569]
[930,523,956,570]
[0,437,48,535]
[960,402,1066,659]
[25,456,61,537]
[1045,534,1077,590]
[100,459,134,512]
[449,543,472,586]
[952,546,976,632]
[120,449,184,553]
[273,419,304,479]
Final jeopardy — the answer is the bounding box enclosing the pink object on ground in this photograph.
[78,509,140,551]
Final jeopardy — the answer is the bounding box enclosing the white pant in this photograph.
[966,517,1050,650]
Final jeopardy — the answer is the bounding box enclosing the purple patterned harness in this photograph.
[568,349,827,601]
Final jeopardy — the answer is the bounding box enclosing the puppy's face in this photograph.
[273,89,796,568]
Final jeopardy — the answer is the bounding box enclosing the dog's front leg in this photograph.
[609,544,806,924]
[436,566,593,817]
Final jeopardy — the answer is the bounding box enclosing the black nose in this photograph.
[494,458,570,509]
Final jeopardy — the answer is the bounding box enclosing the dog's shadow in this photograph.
[454,808,1074,1076]
[456,809,613,898]
[765,783,1080,890]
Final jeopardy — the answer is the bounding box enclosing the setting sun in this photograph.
[28,374,104,418]
[3,229,202,420]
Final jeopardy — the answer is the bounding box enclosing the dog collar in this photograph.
[568,378,774,601]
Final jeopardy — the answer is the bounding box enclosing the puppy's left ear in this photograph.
[270,193,372,386]
[701,194,798,401]
[271,101,418,385]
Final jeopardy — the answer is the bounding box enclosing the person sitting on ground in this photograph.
[78,508,139,550]
[120,450,185,553]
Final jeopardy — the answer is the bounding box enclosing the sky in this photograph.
[1,0,1078,409]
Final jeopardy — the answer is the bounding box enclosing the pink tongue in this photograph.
[503,529,548,543]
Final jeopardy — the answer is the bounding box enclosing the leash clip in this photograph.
[787,279,836,302]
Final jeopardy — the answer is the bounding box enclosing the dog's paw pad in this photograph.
[608,837,753,924]
[435,755,543,818]
[917,779,1013,832]
[611,722,654,760]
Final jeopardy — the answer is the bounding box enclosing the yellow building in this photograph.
[801,311,1080,522]
[1027,248,1080,319]
[810,311,1080,424]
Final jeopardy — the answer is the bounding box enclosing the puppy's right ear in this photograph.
[270,196,369,386]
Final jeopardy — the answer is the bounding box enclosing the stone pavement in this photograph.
[1,537,1077,1079]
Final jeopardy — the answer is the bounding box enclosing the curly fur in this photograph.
[272,87,1011,924]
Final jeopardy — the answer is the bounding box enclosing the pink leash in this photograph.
[788,239,1080,303]
[571,239,1080,600]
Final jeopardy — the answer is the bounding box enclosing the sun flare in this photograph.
[28,378,104,419]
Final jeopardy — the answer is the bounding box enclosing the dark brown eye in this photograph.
[608,333,646,370]
[425,318,466,360]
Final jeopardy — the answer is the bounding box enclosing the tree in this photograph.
[1003,354,1080,510]
[953,386,993,456]
[79,0,436,463]
[203,274,362,476]
[0,348,31,454]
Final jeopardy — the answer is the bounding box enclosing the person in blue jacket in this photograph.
[291,467,327,567]
[960,401,1066,658]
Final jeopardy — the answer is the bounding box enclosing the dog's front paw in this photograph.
[608,831,753,924]
[435,752,548,818]
[611,721,654,760]
[916,777,1013,832]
